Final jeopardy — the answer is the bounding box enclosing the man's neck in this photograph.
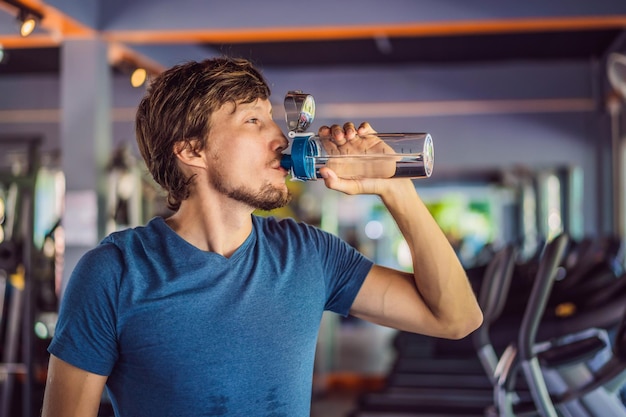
[165,196,253,258]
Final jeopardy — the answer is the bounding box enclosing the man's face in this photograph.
[204,98,292,211]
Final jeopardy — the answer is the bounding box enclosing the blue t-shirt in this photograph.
[48,215,373,417]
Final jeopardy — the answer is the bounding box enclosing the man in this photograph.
[42,57,482,417]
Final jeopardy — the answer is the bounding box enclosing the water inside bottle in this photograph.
[313,154,429,179]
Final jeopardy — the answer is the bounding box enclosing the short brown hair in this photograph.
[135,57,271,211]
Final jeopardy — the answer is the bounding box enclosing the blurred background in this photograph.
[0,1,626,416]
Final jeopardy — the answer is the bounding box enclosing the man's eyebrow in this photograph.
[238,101,273,114]
[235,101,261,111]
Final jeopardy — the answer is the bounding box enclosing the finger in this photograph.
[343,122,357,141]
[319,135,339,154]
[319,167,365,196]
[330,124,347,146]
[319,167,343,190]
[318,125,332,138]
[357,122,378,135]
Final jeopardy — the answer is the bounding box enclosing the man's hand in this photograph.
[317,122,391,155]
[317,122,400,194]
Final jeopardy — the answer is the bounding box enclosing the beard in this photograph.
[204,144,292,211]
[211,173,292,211]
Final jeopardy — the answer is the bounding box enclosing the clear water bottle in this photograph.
[280,91,434,181]
[280,132,433,181]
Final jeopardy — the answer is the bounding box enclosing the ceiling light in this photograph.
[130,67,147,88]
[17,9,37,37]
[1,1,44,37]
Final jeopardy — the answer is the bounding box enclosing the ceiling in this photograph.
[0,29,625,74]
[0,0,626,76]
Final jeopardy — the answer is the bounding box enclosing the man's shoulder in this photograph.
[101,216,165,247]
[75,217,169,281]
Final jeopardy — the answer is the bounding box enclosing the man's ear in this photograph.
[173,140,205,169]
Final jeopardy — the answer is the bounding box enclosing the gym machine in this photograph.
[350,244,523,416]
[493,233,626,417]
[0,136,59,417]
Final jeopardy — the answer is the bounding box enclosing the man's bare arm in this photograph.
[318,122,483,339]
[42,355,107,417]
[349,180,483,339]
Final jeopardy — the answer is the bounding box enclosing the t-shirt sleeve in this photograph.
[312,227,373,316]
[48,242,121,376]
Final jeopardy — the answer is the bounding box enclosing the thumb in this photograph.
[319,167,363,195]
[319,166,337,185]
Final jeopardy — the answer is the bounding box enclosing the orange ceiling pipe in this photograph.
[102,15,626,44]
